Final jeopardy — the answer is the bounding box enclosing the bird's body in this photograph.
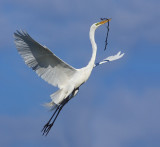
[14,19,124,135]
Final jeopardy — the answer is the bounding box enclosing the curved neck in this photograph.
[87,25,97,68]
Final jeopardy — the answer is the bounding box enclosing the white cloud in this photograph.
[0,0,160,146]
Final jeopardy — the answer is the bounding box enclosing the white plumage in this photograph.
[14,19,124,135]
[14,31,76,89]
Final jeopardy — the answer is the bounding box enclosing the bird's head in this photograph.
[90,18,111,31]
[95,18,111,27]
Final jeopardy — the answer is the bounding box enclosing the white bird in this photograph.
[14,19,124,135]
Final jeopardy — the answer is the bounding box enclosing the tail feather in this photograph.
[44,89,68,110]
[43,101,58,111]
[43,89,64,110]
[51,89,65,104]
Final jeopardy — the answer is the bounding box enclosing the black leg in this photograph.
[44,104,64,136]
[41,97,70,136]
[41,105,60,135]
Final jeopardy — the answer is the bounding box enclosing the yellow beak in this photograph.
[99,18,112,25]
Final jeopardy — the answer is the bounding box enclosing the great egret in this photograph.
[14,19,124,136]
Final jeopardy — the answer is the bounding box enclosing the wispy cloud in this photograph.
[0,0,160,146]
[1,86,160,147]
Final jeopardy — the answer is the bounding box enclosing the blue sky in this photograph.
[0,0,160,146]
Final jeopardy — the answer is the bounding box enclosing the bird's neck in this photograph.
[87,26,97,68]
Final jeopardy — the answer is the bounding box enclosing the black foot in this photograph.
[42,120,55,136]
[41,97,70,136]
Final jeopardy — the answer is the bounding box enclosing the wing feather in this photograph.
[14,30,76,88]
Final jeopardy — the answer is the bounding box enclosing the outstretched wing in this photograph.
[94,51,124,67]
[14,30,77,89]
